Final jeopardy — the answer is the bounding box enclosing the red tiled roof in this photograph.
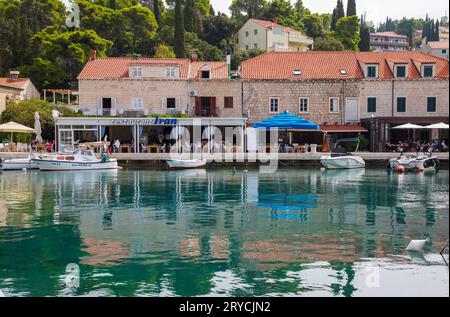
[78,58,229,80]
[356,51,449,79]
[241,51,449,80]
[428,41,449,49]
[321,125,368,133]
[241,51,364,80]
[249,18,302,34]
[0,78,28,89]
[370,32,408,38]
[78,57,191,79]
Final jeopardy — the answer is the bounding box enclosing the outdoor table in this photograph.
[294,145,305,153]
[149,145,159,153]
[120,144,131,153]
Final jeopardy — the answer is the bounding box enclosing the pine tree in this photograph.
[434,20,440,41]
[346,0,357,17]
[295,0,306,20]
[153,0,161,29]
[336,0,345,20]
[174,0,185,58]
[359,14,370,51]
[331,8,338,31]
[184,0,196,33]
[209,4,215,16]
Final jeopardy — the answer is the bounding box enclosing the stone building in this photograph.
[0,71,40,113]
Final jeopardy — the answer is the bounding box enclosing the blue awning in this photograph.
[252,111,320,130]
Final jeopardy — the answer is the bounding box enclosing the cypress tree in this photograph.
[336,0,345,20]
[346,0,357,17]
[153,0,161,29]
[359,14,370,51]
[331,8,338,31]
[434,20,440,41]
[174,0,185,58]
[210,4,215,16]
[184,0,196,33]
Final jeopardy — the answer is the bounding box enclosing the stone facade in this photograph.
[242,80,361,125]
[360,79,450,119]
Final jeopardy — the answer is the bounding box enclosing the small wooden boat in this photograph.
[166,159,207,169]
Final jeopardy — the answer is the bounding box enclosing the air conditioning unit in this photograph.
[189,90,197,97]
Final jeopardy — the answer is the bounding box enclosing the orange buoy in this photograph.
[396,165,406,174]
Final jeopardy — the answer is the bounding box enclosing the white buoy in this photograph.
[406,238,430,252]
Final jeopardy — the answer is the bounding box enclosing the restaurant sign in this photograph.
[111,117,178,126]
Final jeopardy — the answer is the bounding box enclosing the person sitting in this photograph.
[441,140,449,152]
[114,139,120,153]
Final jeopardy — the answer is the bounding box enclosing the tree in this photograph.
[184,0,196,33]
[195,0,210,17]
[263,0,298,29]
[313,36,344,51]
[231,48,264,70]
[346,0,356,17]
[333,15,360,50]
[120,6,158,54]
[154,44,176,58]
[331,0,345,31]
[153,0,161,28]
[294,0,308,20]
[184,32,222,60]
[201,13,236,49]
[230,0,266,21]
[301,14,324,38]
[359,14,370,51]
[174,0,185,58]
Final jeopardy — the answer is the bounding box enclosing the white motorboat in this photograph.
[320,138,366,170]
[32,149,118,171]
[389,153,440,172]
[166,159,207,169]
[0,155,38,171]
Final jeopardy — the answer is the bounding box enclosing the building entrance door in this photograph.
[345,98,359,123]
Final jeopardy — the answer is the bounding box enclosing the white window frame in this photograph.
[166,67,177,78]
[299,97,309,113]
[200,67,212,79]
[132,98,143,109]
[366,65,378,79]
[396,96,407,113]
[269,97,279,114]
[329,97,339,113]
[394,64,408,78]
[132,67,142,78]
[272,28,284,36]
[254,29,258,35]
[245,31,249,37]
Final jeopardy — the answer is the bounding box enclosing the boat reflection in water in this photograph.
[0,169,448,297]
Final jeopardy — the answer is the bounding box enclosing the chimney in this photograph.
[10,71,19,81]
[89,49,97,60]
[190,53,198,62]
[272,17,279,24]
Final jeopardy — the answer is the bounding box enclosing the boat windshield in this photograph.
[331,138,361,154]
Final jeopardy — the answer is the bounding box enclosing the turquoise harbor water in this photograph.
[0,168,448,297]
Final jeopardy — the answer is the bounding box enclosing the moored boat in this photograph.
[389,153,440,172]
[0,155,39,171]
[166,159,207,169]
[32,149,118,171]
[320,138,366,170]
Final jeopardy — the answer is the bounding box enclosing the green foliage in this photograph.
[231,48,265,70]
[20,57,67,90]
[263,0,298,29]
[331,0,345,31]
[185,32,223,61]
[174,0,185,58]
[313,35,344,51]
[301,14,324,38]
[346,0,356,17]
[201,13,236,49]
[195,0,210,17]
[0,99,80,140]
[359,15,370,51]
[154,44,176,58]
[184,0,196,33]
[230,0,267,24]
[333,16,360,50]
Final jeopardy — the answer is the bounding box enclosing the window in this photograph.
[224,97,233,109]
[442,49,447,54]
[272,28,284,36]
[166,98,177,109]
[299,98,309,113]
[201,70,211,79]
[397,97,406,112]
[132,98,143,109]
[166,68,176,77]
[293,69,302,76]
[367,66,377,78]
[254,43,258,49]
[245,31,249,37]
[329,98,339,113]
[132,67,142,77]
[396,65,407,78]
[340,69,348,76]
[269,98,279,113]
[367,97,377,113]
[245,45,249,50]
[427,97,436,112]
[254,29,258,35]
[423,65,434,78]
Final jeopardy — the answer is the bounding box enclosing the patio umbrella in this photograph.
[391,123,424,141]
[0,121,35,142]
[34,112,43,143]
[424,122,449,129]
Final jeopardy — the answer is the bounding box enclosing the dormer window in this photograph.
[395,65,407,78]
[340,69,348,76]
[423,65,434,78]
[293,69,302,76]
[200,66,211,79]
[132,67,142,77]
[166,67,177,78]
[367,65,378,78]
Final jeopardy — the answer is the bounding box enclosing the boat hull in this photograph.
[389,156,439,172]
[32,159,118,171]
[0,158,38,171]
[320,156,366,169]
[166,159,207,169]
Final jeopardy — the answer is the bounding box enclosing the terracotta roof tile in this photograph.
[241,51,363,80]
[241,51,449,80]
[370,32,408,38]
[428,41,449,49]
[0,78,29,89]
[189,61,229,79]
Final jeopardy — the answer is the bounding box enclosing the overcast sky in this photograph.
[210,0,449,24]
